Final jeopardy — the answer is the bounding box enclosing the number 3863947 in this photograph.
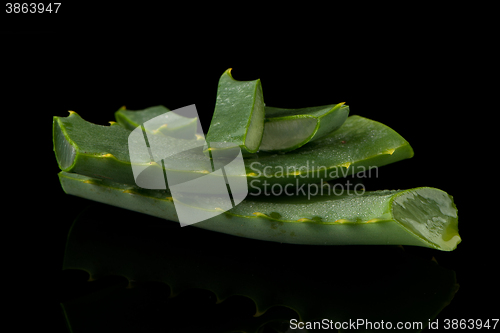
[6,3,61,13]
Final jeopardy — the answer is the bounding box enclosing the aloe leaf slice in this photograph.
[259,103,349,152]
[113,107,412,188]
[58,171,461,251]
[244,114,413,190]
[53,111,413,192]
[115,105,198,140]
[205,68,265,154]
[53,111,208,187]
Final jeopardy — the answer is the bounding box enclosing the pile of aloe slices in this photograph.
[53,68,461,251]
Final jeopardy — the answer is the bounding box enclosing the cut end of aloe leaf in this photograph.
[243,80,265,152]
[205,69,265,154]
[259,116,318,152]
[53,115,76,170]
[259,103,349,153]
[391,187,460,251]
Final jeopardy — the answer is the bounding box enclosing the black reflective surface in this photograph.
[59,203,459,332]
[8,27,494,332]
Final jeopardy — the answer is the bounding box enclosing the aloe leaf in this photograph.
[115,105,198,140]
[242,114,414,190]
[113,107,412,188]
[259,102,349,152]
[53,111,414,192]
[53,110,209,188]
[58,171,461,251]
[205,68,265,154]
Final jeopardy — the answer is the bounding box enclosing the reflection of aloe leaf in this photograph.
[61,204,459,332]
[115,105,198,139]
[58,171,460,251]
[53,111,413,192]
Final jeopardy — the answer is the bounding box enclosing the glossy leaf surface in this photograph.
[58,171,461,251]
[205,68,265,154]
[53,112,414,192]
[115,105,197,139]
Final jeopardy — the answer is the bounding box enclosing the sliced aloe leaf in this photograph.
[259,103,349,152]
[113,106,412,188]
[53,111,413,192]
[53,111,208,188]
[58,171,461,251]
[115,105,197,140]
[244,114,413,190]
[205,68,265,154]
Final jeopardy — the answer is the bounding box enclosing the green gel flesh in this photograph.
[259,103,349,152]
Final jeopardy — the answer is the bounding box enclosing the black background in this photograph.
[3,4,496,331]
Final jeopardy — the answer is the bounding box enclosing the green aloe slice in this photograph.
[53,111,413,192]
[58,171,461,251]
[53,111,207,187]
[259,103,349,152]
[241,114,414,191]
[115,105,197,140]
[114,107,413,189]
[205,68,265,154]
